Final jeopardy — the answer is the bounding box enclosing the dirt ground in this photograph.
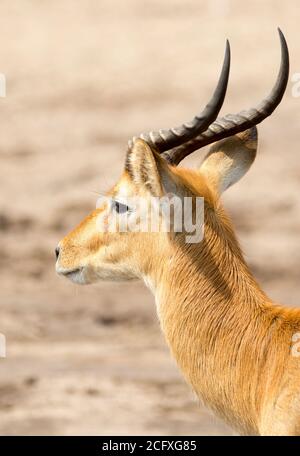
[1,0,300,435]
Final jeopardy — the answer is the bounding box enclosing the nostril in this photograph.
[55,247,60,260]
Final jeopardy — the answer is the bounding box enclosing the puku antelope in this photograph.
[55,29,300,435]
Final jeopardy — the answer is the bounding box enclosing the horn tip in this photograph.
[225,39,231,56]
[277,27,288,53]
[277,27,284,37]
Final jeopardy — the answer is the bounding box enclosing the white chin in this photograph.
[57,267,90,285]
[57,264,137,284]
[66,269,87,284]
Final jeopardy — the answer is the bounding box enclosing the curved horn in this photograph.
[163,28,289,165]
[128,40,231,152]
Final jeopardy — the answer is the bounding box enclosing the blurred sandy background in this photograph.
[0,0,300,435]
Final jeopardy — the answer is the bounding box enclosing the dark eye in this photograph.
[112,200,129,214]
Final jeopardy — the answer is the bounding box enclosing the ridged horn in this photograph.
[163,28,289,165]
[128,40,231,152]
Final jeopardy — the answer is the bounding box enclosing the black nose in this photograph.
[55,247,60,260]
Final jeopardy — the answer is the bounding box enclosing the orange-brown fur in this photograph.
[56,131,300,435]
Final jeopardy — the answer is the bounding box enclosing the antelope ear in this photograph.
[199,127,258,193]
[125,139,179,196]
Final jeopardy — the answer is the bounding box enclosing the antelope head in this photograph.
[55,30,289,288]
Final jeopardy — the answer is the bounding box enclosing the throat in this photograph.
[151,228,268,326]
[143,221,273,434]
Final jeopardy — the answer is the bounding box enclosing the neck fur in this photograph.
[143,204,290,434]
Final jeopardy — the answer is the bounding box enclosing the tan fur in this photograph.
[56,131,300,435]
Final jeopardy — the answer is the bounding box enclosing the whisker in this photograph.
[89,190,107,197]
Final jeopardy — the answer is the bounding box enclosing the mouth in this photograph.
[56,266,85,284]
[62,268,81,277]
